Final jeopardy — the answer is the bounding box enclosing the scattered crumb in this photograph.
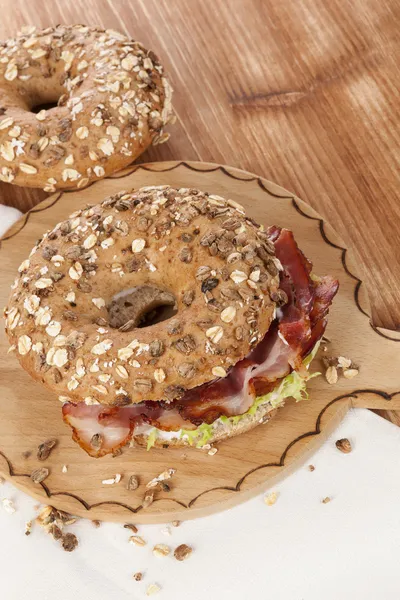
[336,438,352,453]
[129,535,146,547]
[322,497,331,504]
[208,447,218,456]
[102,474,122,485]
[264,491,278,506]
[153,543,171,557]
[124,523,138,534]
[62,532,79,552]
[133,572,143,581]
[92,520,101,528]
[146,583,161,596]
[174,544,193,561]
[2,498,16,514]
[308,465,315,472]
[171,520,181,527]
[25,520,33,536]
[202,444,211,451]
[62,465,68,473]
[161,527,172,536]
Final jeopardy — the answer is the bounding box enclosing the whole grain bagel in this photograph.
[4,185,281,406]
[0,25,173,191]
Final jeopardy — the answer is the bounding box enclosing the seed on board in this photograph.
[208,447,218,456]
[102,474,121,485]
[31,467,50,484]
[337,356,352,369]
[126,475,139,491]
[153,543,171,557]
[325,366,338,385]
[142,490,155,509]
[264,491,278,506]
[124,523,138,533]
[37,438,57,461]
[336,438,352,453]
[308,465,315,472]
[146,583,161,596]
[343,368,359,379]
[133,572,143,581]
[174,544,193,561]
[130,535,146,547]
[146,468,176,489]
[322,497,331,504]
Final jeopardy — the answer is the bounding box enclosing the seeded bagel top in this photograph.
[4,185,281,405]
[0,24,173,190]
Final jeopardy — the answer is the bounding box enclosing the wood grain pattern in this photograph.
[1,161,399,523]
[0,0,399,428]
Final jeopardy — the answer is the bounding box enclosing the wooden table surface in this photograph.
[0,0,399,423]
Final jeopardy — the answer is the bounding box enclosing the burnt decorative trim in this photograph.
[0,389,397,515]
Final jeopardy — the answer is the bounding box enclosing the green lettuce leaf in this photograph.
[146,428,158,451]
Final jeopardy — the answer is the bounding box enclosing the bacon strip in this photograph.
[62,228,339,457]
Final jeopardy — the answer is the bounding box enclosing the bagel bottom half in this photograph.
[133,402,279,449]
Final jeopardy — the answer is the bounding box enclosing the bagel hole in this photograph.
[107,286,178,332]
[30,101,59,114]
[137,304,177,328]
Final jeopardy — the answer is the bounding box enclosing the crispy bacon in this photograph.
[62,228,339,457]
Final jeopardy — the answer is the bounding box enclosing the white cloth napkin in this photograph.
[1,409,399,600]
[0,204,22,235]
[1,206,399,599]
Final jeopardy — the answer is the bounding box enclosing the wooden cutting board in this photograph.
[0,161,399,524]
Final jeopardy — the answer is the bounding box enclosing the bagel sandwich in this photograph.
[4,186,339,456]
